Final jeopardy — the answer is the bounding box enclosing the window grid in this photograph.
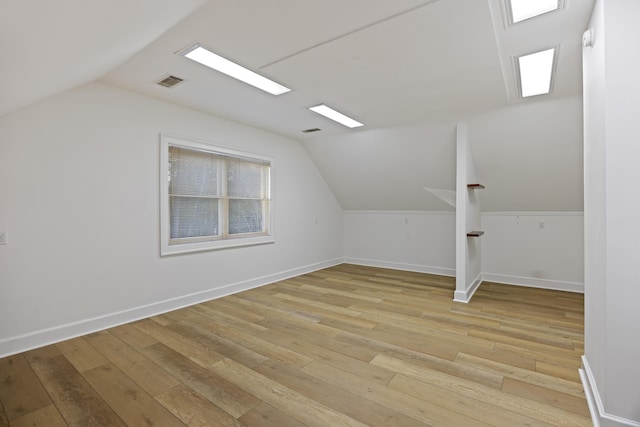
[161,135,274,255]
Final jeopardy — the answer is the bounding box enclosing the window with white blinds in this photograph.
[160,135,273,255]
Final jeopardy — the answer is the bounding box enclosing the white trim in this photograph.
[342,211,589,218]
[0,258,342,358]
[0,258,592,358]
[344,210,455,216]
[482,272,584,293]
[453,273,483,303]
[580,358,602,427]
[343,257,455,277]
[581,356,640,427]
[481,211,584,217]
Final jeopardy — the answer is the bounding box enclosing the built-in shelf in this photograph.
[467,231,485,237]
[467,183,485,189]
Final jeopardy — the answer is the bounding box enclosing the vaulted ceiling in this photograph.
[0,0,208,118]
[1,0,594,212]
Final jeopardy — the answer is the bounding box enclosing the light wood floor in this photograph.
[0,264,590,426]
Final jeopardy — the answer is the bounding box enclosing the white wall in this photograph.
[0,82,344,357]
[582,0,607,414]
[455,122,483,302]
[468,96,584,212]
[341,119,583,298]
[582,1,640,425]
[343,210,584,294]
[338,96,586,297]
[481,213,584,292]
[343,211,455,276]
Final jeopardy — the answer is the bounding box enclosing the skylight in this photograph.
[509,0,560,24]
[308,104,364,128]
[517,48,555,98]
[179,43,290,96]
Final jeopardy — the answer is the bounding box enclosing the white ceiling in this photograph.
[2,0,594,211]
[97,0,593,138]
[0,0,207,118]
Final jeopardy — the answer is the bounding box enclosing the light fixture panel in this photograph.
[308,104,364,128]
[509,0,560,24]
[517,48,556,98]
[179,43,290,96]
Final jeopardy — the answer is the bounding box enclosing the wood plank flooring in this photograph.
[0,264,590,426]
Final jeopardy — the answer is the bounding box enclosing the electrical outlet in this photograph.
[0,231,6,245]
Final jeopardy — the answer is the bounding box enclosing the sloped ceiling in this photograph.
[101,0,509,135]
[0,0,207,118]
[2,0,594,212]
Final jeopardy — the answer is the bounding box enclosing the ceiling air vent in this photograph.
[302,128,322,133]
[156,75,184,88]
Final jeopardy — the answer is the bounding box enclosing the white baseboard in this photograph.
[0,259,587,358]
[580,357,603,427]
[0,258,343,358]
[453,273,482,303]
[342,257,455,277]
[580,356,640,427]
[482,272,584,293]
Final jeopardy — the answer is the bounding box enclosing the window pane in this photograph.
[169,147,219,196]
[229,199,264,234]
[227,159,266,198]
[170,196,219,239]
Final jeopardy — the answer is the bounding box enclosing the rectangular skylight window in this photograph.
[179,43,290,95]
[308,104,364,128]
[517,48,555,98]
[509,0,560,23]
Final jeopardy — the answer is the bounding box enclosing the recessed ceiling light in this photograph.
[517,48,556,98]
[509,0,560,24]
[178,43,290,96]
[308,104,364,128]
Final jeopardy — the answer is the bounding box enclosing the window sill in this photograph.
[161,234,274,256]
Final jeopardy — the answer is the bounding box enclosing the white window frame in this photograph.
[160,134,274,256]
